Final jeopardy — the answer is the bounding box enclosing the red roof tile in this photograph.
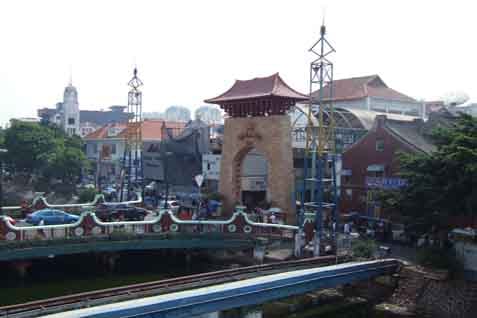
[311,75,416,103]
[84,121,186,141]
[205,73,308,104]
[141,120,186,140]
[84,123,127,139]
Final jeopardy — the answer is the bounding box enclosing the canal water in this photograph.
[0,253,401,317]
[0,251,218,306]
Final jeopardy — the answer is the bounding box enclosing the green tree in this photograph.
[4,121,56,173]
[0,127,5,147]
[4,121,88,184]
[389,114,477,230]
[43,132,88,184]
[45,146,87,183]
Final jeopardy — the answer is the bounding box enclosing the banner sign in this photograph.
[366,177,407,189]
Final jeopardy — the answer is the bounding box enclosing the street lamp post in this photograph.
[0,148,8,215]
[163,151,173,210]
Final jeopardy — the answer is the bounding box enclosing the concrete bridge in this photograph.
[0,193,333,263]
[0,210,299,262]
[37,259,400,318]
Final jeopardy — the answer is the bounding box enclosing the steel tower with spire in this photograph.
[300,22,339,256]
[120,67,144,201]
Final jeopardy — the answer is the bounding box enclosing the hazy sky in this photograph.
[1,0,475,125]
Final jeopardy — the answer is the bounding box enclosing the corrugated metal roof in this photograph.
[385,119,436,154]
[343,108,417,130]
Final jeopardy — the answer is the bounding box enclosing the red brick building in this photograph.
[339,110,456,219]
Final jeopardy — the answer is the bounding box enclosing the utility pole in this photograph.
[0,148,8,215]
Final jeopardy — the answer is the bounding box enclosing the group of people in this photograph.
[250,207,281,224]
[176,198,221,220]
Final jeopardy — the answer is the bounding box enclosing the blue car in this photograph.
[26,209,80,226]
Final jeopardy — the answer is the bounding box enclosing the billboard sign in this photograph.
[241,176,267,191]
[202,154,221,180]
[142,142,164,181]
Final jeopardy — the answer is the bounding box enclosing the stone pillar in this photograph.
[219,115,295,224]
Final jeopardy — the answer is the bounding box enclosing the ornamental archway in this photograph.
[205,73,308,225]
[223,117,295,223]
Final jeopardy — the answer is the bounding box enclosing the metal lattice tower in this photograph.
[120,67,144,201]
[301,23,339,256]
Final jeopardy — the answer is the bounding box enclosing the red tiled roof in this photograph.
[84,123,127,139]
[205,73,308,104]
[84,120,186,141]
[140,120,186,140]
[311,75,416,103]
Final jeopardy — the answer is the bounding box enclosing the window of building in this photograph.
[367,164,385,178]
[93,144,98,154]
[111,144,116,154]
[368,170,384,178]
[68,118,75,125]
[376,139,384,152]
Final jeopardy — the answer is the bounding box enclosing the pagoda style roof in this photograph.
[205,73,308,104]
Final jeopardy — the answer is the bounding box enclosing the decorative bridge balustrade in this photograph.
[0,211,299,243]
[1,193,143,215]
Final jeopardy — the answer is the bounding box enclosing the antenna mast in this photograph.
[301,21,338,257]
[120,67,144,201]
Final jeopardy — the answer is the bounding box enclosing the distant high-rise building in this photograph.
[195,105,223,125]
[164,106,191,122]
[143,112,165,120]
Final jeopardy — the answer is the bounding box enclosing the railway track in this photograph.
[0,255,346,318]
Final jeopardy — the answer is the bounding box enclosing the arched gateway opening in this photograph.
[205,73,308,224]
[239,148,268,210]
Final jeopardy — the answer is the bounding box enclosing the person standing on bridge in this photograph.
[344,222,350,236]
[269,213,276,224]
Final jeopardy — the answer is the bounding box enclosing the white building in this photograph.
[38,82,131,137]
[59,83,80,136]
